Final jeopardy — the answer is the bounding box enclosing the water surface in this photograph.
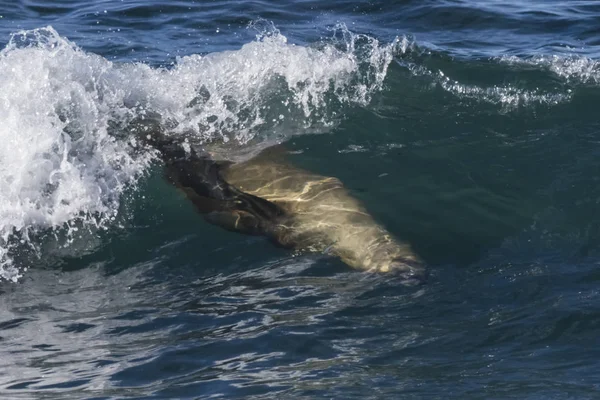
[0,1,599,398]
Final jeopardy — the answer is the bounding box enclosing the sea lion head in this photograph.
[384,257,427,285]
[343,239,427,284]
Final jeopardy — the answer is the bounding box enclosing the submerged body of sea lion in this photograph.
[148,135,425,282]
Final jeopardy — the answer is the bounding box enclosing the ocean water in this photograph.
[1,0,600,398]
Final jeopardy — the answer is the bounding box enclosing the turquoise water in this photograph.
[1,1,600,398]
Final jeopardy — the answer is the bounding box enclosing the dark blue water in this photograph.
[1,1,600,398]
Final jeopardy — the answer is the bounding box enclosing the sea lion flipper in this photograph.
[205,210,263,235]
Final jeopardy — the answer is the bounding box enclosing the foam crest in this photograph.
[132,22,401,151]
[402,63,571,108]
[501,54,600,85]
[436,70,570,108]
[0,24,398,280]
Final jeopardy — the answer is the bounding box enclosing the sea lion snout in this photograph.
[385,258,427,285]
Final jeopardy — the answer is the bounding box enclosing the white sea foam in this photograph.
[436,70,570,107]
[0,24,399,280]
[501,54,600,85]
[0,28,155,281]
[403,63,571,108]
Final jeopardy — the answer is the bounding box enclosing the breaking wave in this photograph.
[0,23,401,281]
[1,21,594,281]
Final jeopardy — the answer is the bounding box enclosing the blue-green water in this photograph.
[1,1,600,398]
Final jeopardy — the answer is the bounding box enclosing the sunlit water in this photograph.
[1,1,600,398]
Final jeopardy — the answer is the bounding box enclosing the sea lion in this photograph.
[144,133,425,282]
